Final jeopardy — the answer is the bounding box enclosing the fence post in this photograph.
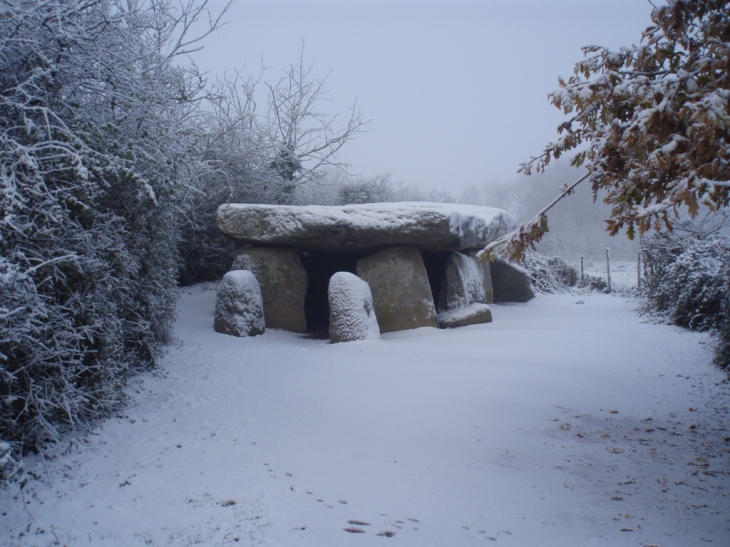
[637,250,641,290]
[606,247,611,293]
[580,255,584,283]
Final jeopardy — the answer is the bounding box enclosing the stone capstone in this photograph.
[356,246,438,333]
[442,251,488,311]
[327,272,380,344]
[437,303,493,329]
[217,202,516,253]
[214,270,265,337]
[491,257,535,303]
[231,246,307,332]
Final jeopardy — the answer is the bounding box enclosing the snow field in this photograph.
[1,286,728,547]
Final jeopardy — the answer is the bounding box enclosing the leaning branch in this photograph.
[477,171,592,262]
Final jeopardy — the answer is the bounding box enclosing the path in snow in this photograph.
[1,288,729,547]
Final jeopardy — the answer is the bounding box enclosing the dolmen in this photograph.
[214,202,535,342]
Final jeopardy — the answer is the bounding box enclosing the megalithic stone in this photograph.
[232,246,308,332]
[490,257,535,303]
[214,270,265,337]
[357,246,437,333]
[466,249,494,304]
[444,251,488,310]
[328,272,380,344]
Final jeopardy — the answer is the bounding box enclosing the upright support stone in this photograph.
[231,246,308,332]
[214,270,265,337]
[357,246,438,333]
[466,250,493,304]
[444,251,488,310]
[328,272,380,344]
[490,257,535,303]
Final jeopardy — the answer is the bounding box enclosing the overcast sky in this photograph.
[190,0,654,193]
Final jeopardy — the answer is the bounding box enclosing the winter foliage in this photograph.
[0,0,369,463]
[485,0,730,261]
[641,217,730,366]
[0,0,221,456]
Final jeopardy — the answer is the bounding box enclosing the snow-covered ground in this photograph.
[2,287,729,547]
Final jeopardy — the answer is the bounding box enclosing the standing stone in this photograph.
[231,246,307,332]
[214,270,265,337]
[444,251,488,310]
[357,246,438,333]
[466,249,494,304]
[491,257,535,303]
[328,272,380,344]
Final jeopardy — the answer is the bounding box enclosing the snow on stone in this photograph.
[217,201,516,252]
[213,270,265,337]
[445,251,487,310]
[328,272,380,343]
[437,303,492,329]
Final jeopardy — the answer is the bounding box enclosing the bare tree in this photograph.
[177,50,368,281]
[264,46,368,203]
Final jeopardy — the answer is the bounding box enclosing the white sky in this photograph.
[190,0,654,192]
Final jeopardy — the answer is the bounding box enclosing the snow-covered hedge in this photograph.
[0,1,212,461]
[521,252,579,294]
[642,232,730,366]
[642,235,730,331]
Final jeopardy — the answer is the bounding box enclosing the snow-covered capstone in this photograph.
[328,272,380,344]
[217,202,516,253]
[214,270,265,337]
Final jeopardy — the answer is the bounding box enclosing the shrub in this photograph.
[643,235,730,332]
[642,231,730,367]
[0,0,214,460]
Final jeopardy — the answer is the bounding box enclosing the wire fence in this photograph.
[578,250,641,292]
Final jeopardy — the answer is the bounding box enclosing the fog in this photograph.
[190,0,653,193]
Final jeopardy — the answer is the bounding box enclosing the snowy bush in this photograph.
[641,223,730,368]
[521,252,579,294]
[0,441,23,484]
[642,235,730,332]
[0,1,219,461]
